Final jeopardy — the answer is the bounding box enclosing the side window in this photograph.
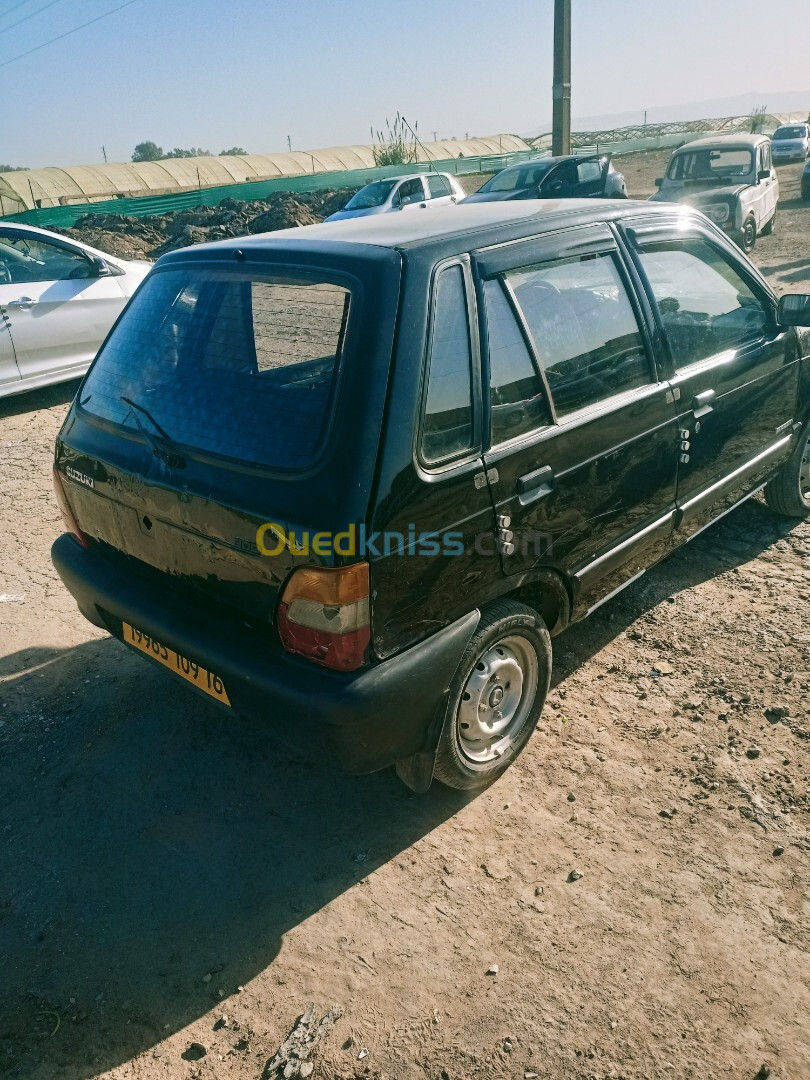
[576,160,602,184]
[0,233,94,285]
[427,174,452,199]
[508,252,651,416]
[422,265,475,464]
[637,239,771,370]
[760,143,771,171]
[484,279,550,444]
[397,178,425,205]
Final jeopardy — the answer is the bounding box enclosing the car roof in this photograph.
[359,171,456,185]
[674,133,768,151]
[495,154,595,173]
[161,199,675,264]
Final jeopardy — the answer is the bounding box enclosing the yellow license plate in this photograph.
[122,621,231,706]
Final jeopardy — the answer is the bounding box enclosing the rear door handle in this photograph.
[692,389,716,418]
[7,297,37,309]
[517,465,555,504]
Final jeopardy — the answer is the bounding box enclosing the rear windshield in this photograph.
[80,267,351,469]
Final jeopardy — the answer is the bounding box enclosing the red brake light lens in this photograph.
[277,563,370,672]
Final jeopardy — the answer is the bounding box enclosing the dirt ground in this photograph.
[1,153,809,1080]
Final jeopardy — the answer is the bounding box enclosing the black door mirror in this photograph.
[654,178,664,188]
[758,169,770,181]
[777,293,810,327]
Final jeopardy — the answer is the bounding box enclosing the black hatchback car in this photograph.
[52,201,810,793]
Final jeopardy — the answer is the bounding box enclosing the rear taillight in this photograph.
[277,563,370,672]
[52,467,91,548]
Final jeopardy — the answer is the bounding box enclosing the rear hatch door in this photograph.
[55,242,402,626]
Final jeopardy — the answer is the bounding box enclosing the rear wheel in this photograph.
[433,601,551,791]
[764,423,810,518]
[762,209,777,236]
[741,215,757,253]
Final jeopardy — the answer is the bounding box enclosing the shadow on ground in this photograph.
[0,496,800,1077]
[0,634,467,1078]
[0,379,81,421]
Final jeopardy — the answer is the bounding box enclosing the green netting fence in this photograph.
[1,125,744,229]
[0,150,540,229]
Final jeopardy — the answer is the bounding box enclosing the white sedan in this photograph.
[325,171,465,221]
[0,222,150,399]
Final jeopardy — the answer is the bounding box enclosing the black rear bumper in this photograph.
[52,534,479,774]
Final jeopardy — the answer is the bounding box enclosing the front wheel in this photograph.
[764,424,810,518]
[433,601,551,791]
[741,215,757,253]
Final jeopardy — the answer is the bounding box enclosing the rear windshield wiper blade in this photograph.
[121,396,187,469]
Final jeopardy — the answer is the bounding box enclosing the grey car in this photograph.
[650,134,778,253]
[771,123,810,164]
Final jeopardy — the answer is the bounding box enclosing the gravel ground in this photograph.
[0,154,809,1080]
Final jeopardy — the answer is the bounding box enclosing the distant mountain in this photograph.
[526,91,809,137]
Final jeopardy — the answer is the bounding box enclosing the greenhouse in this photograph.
[0,135,529,214]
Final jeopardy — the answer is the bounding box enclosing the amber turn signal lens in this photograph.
[280,562,369,606]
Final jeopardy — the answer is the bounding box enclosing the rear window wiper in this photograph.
[121,396,187,469]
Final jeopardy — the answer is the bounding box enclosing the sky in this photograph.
[2,0,809,169]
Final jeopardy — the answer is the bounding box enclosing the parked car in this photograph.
[52,200,810,795]
[650,133,778,253]
[802,159,810,201]
[463,154,627,203]
[0,223,150,400]
[771,123,810,164]
[324,172,465,221]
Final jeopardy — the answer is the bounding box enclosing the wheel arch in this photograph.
[502,568,573,637]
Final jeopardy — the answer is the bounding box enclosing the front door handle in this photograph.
[692,389,716,418]
[517,465,555,504]
[7,297,38,309]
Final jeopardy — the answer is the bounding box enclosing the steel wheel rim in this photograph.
[456,635,538,765]
[743,220,756,248]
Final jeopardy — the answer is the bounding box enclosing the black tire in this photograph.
[764,423,810,519]
[762,209,776,236]
[741,216,757,253]
[432,601,551,791]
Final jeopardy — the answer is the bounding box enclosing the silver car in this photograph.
[325,172,465,221]
[771,123,810,164]
[650,133,779,253]
[0,223,150,399]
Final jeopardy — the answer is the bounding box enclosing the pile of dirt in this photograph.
[54,188,358,261]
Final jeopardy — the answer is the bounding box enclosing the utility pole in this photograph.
[552,0,572,156]
[101,145,108,163]
[287,135,292,152]
[432,131,438,142]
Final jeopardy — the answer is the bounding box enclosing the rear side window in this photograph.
[637,239,770,369]
[509,252,651,416]
[80,268,351,469]
[421,265,474,464]
[428,175,452,198]
[483,279,550,444]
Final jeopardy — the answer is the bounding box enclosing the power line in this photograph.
[0,0,37,23]
[0,0,140,68]
[0,0,66,38]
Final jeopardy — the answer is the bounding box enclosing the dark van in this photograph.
[52,201,810,792]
